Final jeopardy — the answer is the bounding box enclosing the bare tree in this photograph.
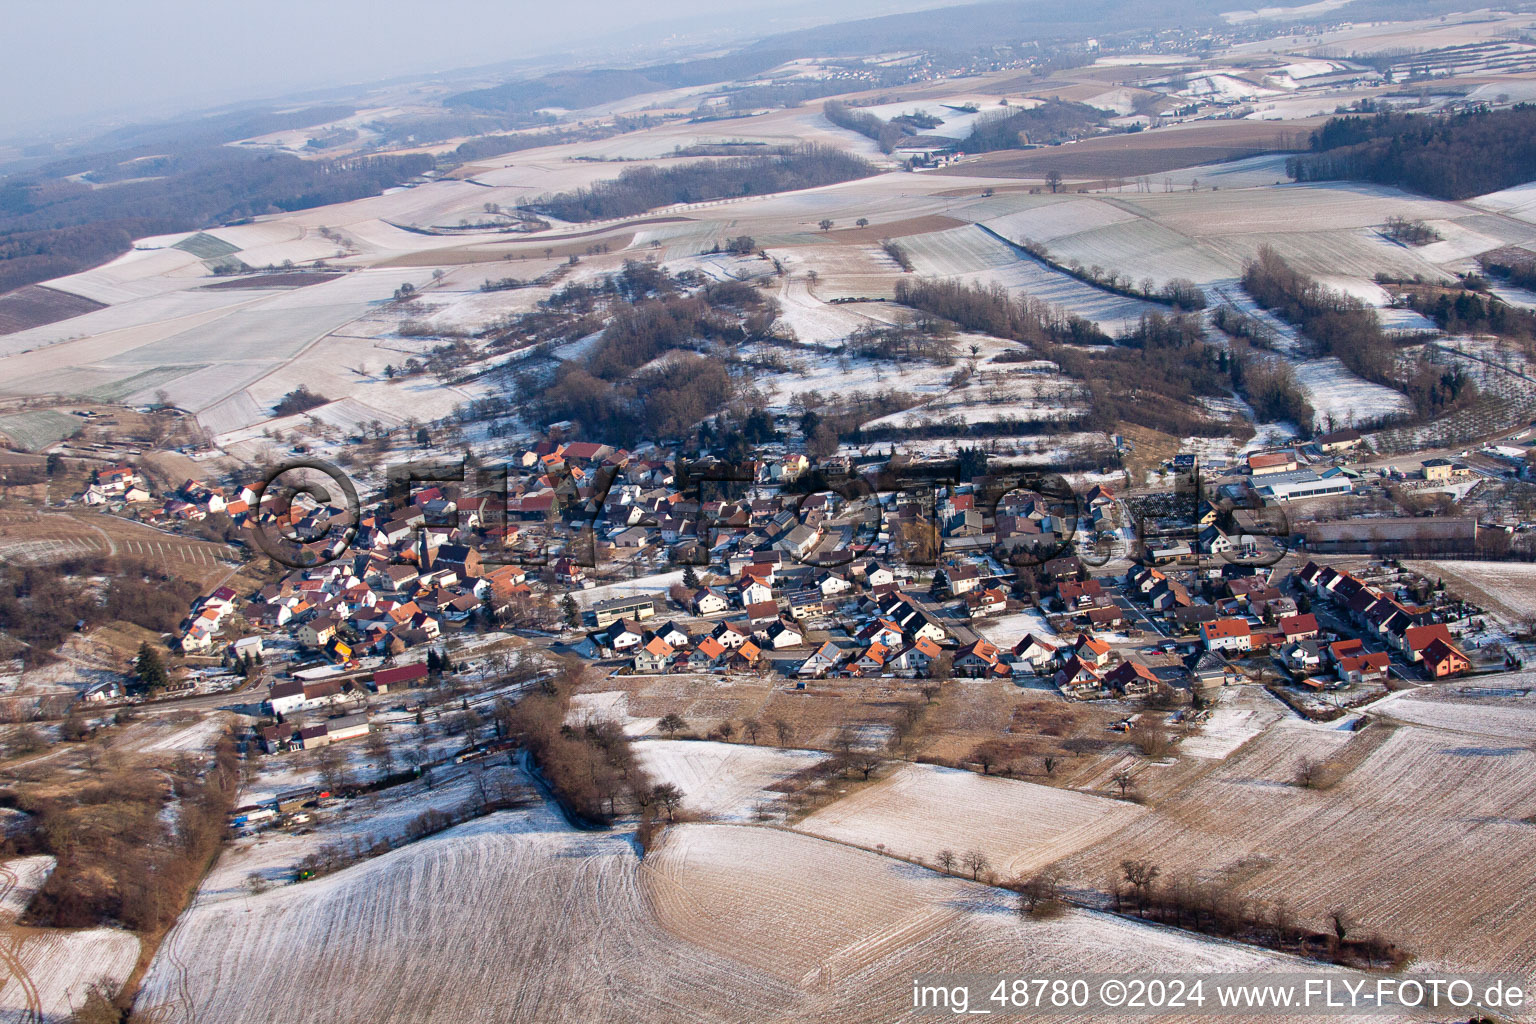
[1129,718,1174,758]
[1328,906,1354,946]
[366,727,396,776]
[653,782,684,821]
[851,752,883,780]
[936,848,957,874]
[658,713,687,738]
[962,849,991,881]
[1111,768,1136,799]
[741,718,762,744]
[1017,866,1064,917]
[969,740,1009,775]
[1120,858,1160,914]
[1042,755,1057,777]
[773,718,795,746]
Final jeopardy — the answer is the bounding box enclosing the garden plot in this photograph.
[1292,357,1413,429]
[1177,706,1265,759]
[402,287,546,335]
[860,370,1087,430]
[795,762,1144,877]
[1402,560,1536,623]
[772,278,891,346]
[634,740,827,821]
[573,570,689,610]
[202,760,529,901]
[1064,723,1536,976]
[139,807,798,1024]
[973,608,1057,650]
[764,243,902,298]
[755,353,954,412]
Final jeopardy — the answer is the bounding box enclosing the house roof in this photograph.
[1203,618,1252,639]
[1421,637,1467,666]
[1405,623,1454,653]
[1279,613,1318,636]
[1076,634,1110,656]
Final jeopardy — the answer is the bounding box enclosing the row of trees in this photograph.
[893,277,1108,346]
[1242,245,1478,422]
[502,661,657,825]
[525,145,876,222]
[1017,239,1206,309]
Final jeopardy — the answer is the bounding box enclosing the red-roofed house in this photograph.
[1201,618,1252,653]
[1420,638,1470,678]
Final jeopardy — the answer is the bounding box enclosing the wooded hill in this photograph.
[1285,105,1536,200]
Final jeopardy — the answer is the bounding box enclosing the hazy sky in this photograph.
[3,0,961,140]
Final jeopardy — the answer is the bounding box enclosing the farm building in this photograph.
[372,662,428,692]
[1304,517,1478,555]
[1254,468,1352,503]
[592,595,657,628]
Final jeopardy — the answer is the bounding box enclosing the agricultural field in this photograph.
[795,761,1145,877]
[0,856,141,1024]
[137,797,1370,1024]
[633,739,828,820]
[0,286,105,336]
[1404,560,1536,623]
[137,806,792,1024]
[0,409,82,451]
[1376,685,1536,742]
[1291,357,1415,429]
[1061,722,1536,977]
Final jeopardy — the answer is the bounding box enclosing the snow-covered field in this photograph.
[634,739,826,820]
[0,856,53,922]
[1065,723,1536,976]
[1376,688,1536,742]
[795,762,1143,877]
[0,856,140,1024]
[973,609,1057,650]
[1291,357,1414,428]
[1177,706,1264,759]
[572,570,688,609]
[1404,560,1536,622]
